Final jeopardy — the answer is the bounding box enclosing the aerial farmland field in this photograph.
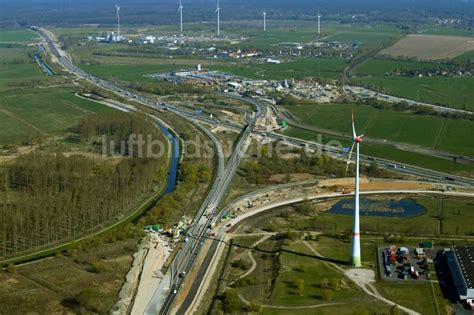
[0,29,39,43]
[380,34,474,60]
[283,103,474,156]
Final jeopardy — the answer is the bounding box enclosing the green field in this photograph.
[353,57,474,110]
[0,88,115,144]
[354,59,449,76]
[419,26,474,37]
[358,75,474,111]
[210,58,347,80]
[0,46,47,91]
[454,50,474,62]
[0,32,115,145]
[0,29,39,43]
[269,242,367,305]
[374,282,444,315]
[81,63,186,82]
[283,103,474,156]
[221,237,389,313]
[283,125,474,175]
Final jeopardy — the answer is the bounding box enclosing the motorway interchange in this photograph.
[33,26,474,314]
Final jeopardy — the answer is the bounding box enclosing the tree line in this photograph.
[0,112,168,258]
[240,142,386,185]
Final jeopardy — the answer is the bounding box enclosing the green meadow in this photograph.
[0,29,39,43]
[283,103,474,156]
[0,88,115,144]
[354,59,449,76]
[283,125,474,175]
[358,75,474,111]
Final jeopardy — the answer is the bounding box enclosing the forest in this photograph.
[0,112,168,258]
[2,0,472,29]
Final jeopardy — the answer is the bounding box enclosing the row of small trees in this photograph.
[0,113,167,258]
[240,143,385,185]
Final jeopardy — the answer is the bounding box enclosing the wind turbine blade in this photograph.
[345,142,356,176]
[351,111,357,139]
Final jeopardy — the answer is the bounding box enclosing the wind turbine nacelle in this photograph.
[353,135,364,143]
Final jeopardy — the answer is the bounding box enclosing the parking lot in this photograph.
[378,245,438,282]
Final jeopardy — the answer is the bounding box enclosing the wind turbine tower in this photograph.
[346,113,364,267]
[317,11,321,37]
[263,11,267,32]
[216,0,221,36]
[178,0,183,33]
[116,3,121,40]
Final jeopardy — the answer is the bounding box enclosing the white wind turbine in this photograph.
[216,0,221,36]
[346,112,364,268]
[317,11,321,37]
[116,3,121,40]
[263,11,267,32]
[178,0,183,33]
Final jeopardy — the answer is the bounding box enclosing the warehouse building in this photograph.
[446,245,474,308]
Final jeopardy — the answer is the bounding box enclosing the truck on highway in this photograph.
[208,222,216,229]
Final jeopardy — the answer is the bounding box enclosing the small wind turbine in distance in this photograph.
[178,0,183,34]
[317,11,321,37]
[346,112,364,268]
[116,3,121,40]
[216,0,221,36]
[263,10,267,32]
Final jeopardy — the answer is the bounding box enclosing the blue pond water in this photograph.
[159,125,180,194]
[328,198,426,218]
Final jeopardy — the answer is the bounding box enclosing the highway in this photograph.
[32,26,256,314]
[33,26,474,314]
